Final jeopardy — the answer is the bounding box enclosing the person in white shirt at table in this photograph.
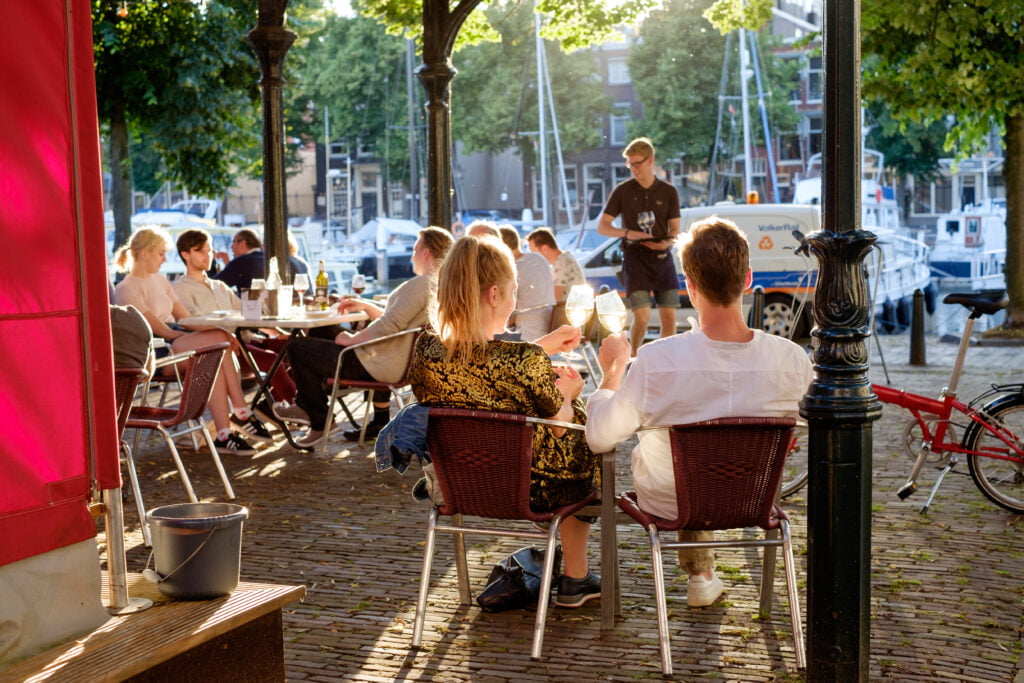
[585,216,813,609]
[526,226,586,328]
[172,228,296,418]
[112,227,272,455]
[498,225,555,342]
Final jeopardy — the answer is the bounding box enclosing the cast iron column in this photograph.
[802,0,879,679]
[246,0,295,282]
[417,0,480,230]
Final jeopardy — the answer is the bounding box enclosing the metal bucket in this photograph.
[146,502,249,600]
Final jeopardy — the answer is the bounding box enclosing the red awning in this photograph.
[0,0,117,567]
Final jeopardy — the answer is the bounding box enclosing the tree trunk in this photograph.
[109,97,133,250]
[1003,113,1024,328]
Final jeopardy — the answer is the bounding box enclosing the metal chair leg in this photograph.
[759,527,779,618]
[157,426,198,502]
[120,441,150,547]
[412,509,439,648]
[530,520,562,660]
[781,520,806,669]
[200,427,235,500]
[649,526,673,677]
[452,513,471,605]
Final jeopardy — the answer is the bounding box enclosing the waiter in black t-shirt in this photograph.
[598,137,681,351]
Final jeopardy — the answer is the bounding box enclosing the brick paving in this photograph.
[109,331,1024,682]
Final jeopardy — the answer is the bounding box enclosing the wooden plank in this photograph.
[2,575,304,682]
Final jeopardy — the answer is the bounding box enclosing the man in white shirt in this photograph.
[172,228,293,426]
[586,216,813,608]
[498,225,555,342]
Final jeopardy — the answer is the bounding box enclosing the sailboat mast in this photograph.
[534,12,549,225]
[739,28,754,197]
[540,28,575,228]
[406,39,419,222]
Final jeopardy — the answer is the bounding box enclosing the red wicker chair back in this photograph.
[170,342,229,423]
[113,368,145,437]
[665,417,795,532]
[426,408,545,522]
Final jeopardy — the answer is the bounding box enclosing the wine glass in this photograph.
[596,290,628,334]
[560,284,595,360]
[293,273,310,311]
[636,211,655,237]
[351,273,366,296]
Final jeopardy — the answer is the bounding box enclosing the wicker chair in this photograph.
[126,342,235,502]
[617,417,805,676]
[321,327,422,452]
[412,408,599,660]
[114,367,149,546]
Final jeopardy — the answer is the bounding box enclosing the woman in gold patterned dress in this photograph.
[408,234,602,608]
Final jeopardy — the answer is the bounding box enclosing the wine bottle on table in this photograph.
[315,260,329,310]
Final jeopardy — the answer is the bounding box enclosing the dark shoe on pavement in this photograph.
[230,414,274,443]
[295,429,325,448]
[342,421,385,443]
[555,571,601,608]
[214,432,258,456]
[273,401,311,426]
[253,398,277,426]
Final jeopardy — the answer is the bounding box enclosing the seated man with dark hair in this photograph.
[586,216,813,609]
[215,228,308,292]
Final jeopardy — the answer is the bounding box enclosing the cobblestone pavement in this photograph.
[110,331,1024,682]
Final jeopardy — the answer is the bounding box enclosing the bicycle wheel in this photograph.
[780,422,809,498]
[964,394,1024,514]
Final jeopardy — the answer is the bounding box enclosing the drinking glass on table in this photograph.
[560,284,595,360]
[595,290,628,334]
[293,273,310,311]
[351,273,366,296]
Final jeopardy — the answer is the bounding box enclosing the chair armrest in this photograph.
[154,349,196,369]
[337,326,424,356]
[524,416,586,432]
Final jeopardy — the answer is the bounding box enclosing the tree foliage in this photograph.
[449,4,607,167]
[93,0,261,195]
[630,0,797,167]
[861,0,1024,326]
[287,11,412,179]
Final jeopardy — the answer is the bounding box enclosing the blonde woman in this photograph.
[112,227,271,454]
[408,234,601,608]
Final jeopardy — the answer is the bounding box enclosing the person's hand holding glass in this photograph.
[561,284,594,360]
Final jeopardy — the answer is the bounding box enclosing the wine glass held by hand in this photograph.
[561,284,594,360]
[595,291,628,334]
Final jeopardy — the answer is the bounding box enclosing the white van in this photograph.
[578,203,821,338]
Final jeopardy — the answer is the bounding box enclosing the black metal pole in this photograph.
[246,0,295,282]
[417,0,480,231]
[910,289,927,365]
[802,0,879,679]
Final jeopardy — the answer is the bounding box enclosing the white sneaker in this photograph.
[687,573,724,608]
[295,429,325,448]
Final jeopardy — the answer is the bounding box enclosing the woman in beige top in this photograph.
[113,227,270,455]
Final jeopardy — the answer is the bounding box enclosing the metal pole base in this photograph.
[107,596,153,615]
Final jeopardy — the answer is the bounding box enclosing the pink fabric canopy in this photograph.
[0,0,117,567]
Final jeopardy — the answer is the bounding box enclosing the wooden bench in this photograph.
[2,573,305,682]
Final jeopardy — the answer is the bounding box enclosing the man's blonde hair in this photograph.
[434,235,515,363]
[680,216,750,306]
[623,137,655,159]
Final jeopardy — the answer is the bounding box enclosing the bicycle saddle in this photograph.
[942,290,1007,316]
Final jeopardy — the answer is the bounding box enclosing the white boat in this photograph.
[928,197,1006,291]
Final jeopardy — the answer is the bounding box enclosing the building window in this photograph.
[807,116,822,157]
[807,55,823,102]
[607,57,630,85]
[560,166,578,208]
[583,164,606,219]
[779,55,803,103]
[778,133,801,161]
[613,166,631,186]
[610,103,631,145]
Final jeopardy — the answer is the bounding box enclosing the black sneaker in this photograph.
[214,432,258,456]
[555,571,601,608]
[230,414,274,443]
[342,421,386,443]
